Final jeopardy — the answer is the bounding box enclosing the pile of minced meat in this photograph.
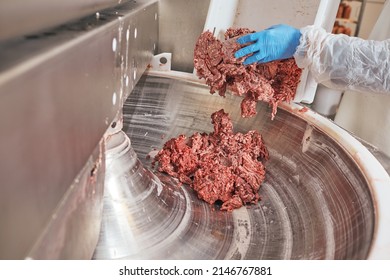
[153,28,302,211]
[153,109,269,211]
[194,27,302,119]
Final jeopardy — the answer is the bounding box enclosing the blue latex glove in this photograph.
[234,24,301,65]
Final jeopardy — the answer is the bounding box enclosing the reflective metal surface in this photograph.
[27,140,105,260]
[93,71,390,259]
[157,0,210,72]
[0,1,157,259]
[0,0,139,41]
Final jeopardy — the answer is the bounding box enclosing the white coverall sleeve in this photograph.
[293,25,390,94]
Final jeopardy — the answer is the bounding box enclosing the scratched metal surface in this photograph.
[93,72,374,260]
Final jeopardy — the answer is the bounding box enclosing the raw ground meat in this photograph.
[153,109,269,211]
[194,28,302,119]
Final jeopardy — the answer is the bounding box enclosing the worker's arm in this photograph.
[235,25,390,94]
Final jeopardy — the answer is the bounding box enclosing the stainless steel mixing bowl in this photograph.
[93,71,390,260]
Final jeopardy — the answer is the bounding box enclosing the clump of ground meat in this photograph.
[193,27,302,119]
[153,109,269,211]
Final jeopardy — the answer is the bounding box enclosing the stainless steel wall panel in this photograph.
[0,0,158,259]
[157,0,210,72]
[0,0,133,41]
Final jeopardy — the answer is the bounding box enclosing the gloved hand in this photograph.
[234,24,301,65]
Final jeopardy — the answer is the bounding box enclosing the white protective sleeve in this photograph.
[294,25,390,94]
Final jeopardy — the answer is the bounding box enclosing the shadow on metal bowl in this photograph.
[93,71,390,260]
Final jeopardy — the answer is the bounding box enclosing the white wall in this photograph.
[359,0,386,38]
[233,0,321,30]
